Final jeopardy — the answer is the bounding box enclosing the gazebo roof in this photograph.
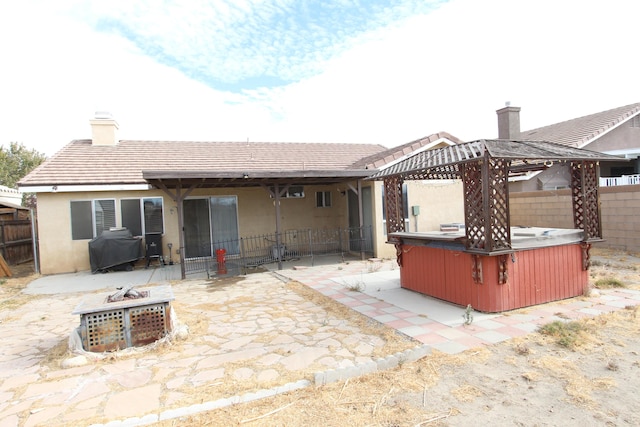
[367,139,623,181]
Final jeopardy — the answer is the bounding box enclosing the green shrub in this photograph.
[538,320,587,348]
[594,277,625,288]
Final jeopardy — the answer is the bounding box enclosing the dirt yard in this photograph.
[158,248,640,427]
[2,248,639,426]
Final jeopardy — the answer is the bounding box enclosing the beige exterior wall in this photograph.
[36,179,466,274]
[510,184,640,252]
[37,185,351,275]
[373,179,465,259]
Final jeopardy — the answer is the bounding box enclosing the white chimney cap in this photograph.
[94,111,113,119]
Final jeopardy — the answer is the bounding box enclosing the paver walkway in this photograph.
[277,259,640,354]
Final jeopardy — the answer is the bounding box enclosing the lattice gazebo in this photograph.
[367,139,621,312]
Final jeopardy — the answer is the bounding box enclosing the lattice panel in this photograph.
[462,158,511,253]
[571,161,602,241]
[84,310,126,352]
[130,305,168,347]
[487,157,511,251]
[384,176,405,237]
[462,162,485,250]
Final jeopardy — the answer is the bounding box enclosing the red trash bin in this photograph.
[215,249,227,274]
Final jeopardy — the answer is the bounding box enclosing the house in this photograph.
[0,185,23,208]
[497,103,640,191]
[18,114,463,276]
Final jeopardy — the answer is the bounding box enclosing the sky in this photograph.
[1,0,639,157]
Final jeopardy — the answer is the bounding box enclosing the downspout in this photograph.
[30,208,39,274]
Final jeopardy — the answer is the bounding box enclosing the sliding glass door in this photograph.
[183,196,239,258]
[183,199,211,258]
[210,196,239,255]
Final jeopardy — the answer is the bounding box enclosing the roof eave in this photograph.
[142,169,375,180]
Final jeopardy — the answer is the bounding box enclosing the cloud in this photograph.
[83,0,445,90]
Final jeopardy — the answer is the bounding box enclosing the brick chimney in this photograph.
[90,111,119,146]
[496,103,521,140]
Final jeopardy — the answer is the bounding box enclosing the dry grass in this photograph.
[531,355,616,406]
[0,263,42,320]
[156,292,640,426]
[156,348,495,427]
[589,247,640,290]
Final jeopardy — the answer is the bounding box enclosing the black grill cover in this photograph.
[89,229,143,273]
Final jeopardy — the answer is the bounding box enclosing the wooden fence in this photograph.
[0,220,34,265]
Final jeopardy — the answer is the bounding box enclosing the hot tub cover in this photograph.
[88,229,143,273]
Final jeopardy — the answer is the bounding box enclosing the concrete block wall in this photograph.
[510,185,640,252]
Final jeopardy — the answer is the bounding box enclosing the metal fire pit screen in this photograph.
[72,285,174,352]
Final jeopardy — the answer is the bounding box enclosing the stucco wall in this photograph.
[37,179,467,274]
[37,185,351,275]
[374,180,465,259]
[510,184,640,252]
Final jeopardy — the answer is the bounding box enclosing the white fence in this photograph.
[599,174,640,187]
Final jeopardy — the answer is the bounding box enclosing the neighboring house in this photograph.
[18,114,462,275]
[497,103,640,191]
[0,185,23,207]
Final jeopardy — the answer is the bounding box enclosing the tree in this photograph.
[0,142,46,188]
[0,142,47,208]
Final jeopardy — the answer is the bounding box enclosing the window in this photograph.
[269,185,305,198]
[71,197,163,240]
[70,199,116,240]
[631,115,640,128]
[122,197,164,236]
[316,191,332,207]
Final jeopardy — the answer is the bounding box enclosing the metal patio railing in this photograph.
[184,225,373,277]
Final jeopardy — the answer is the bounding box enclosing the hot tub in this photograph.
[391,227,589,313]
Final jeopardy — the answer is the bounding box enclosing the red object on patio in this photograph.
[216,248,227,274]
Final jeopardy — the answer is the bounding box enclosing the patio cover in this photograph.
[142,169,375,279]
[367,139,623,181]
[367,139,625,259]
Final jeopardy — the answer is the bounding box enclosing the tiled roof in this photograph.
[352,131,463,169]
[19,140,388,187]
[520,103,640,148]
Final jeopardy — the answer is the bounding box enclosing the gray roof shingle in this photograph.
[19,140,389,187]
[351,131,463,169]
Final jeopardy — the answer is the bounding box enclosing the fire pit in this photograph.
[72,285,174,352]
